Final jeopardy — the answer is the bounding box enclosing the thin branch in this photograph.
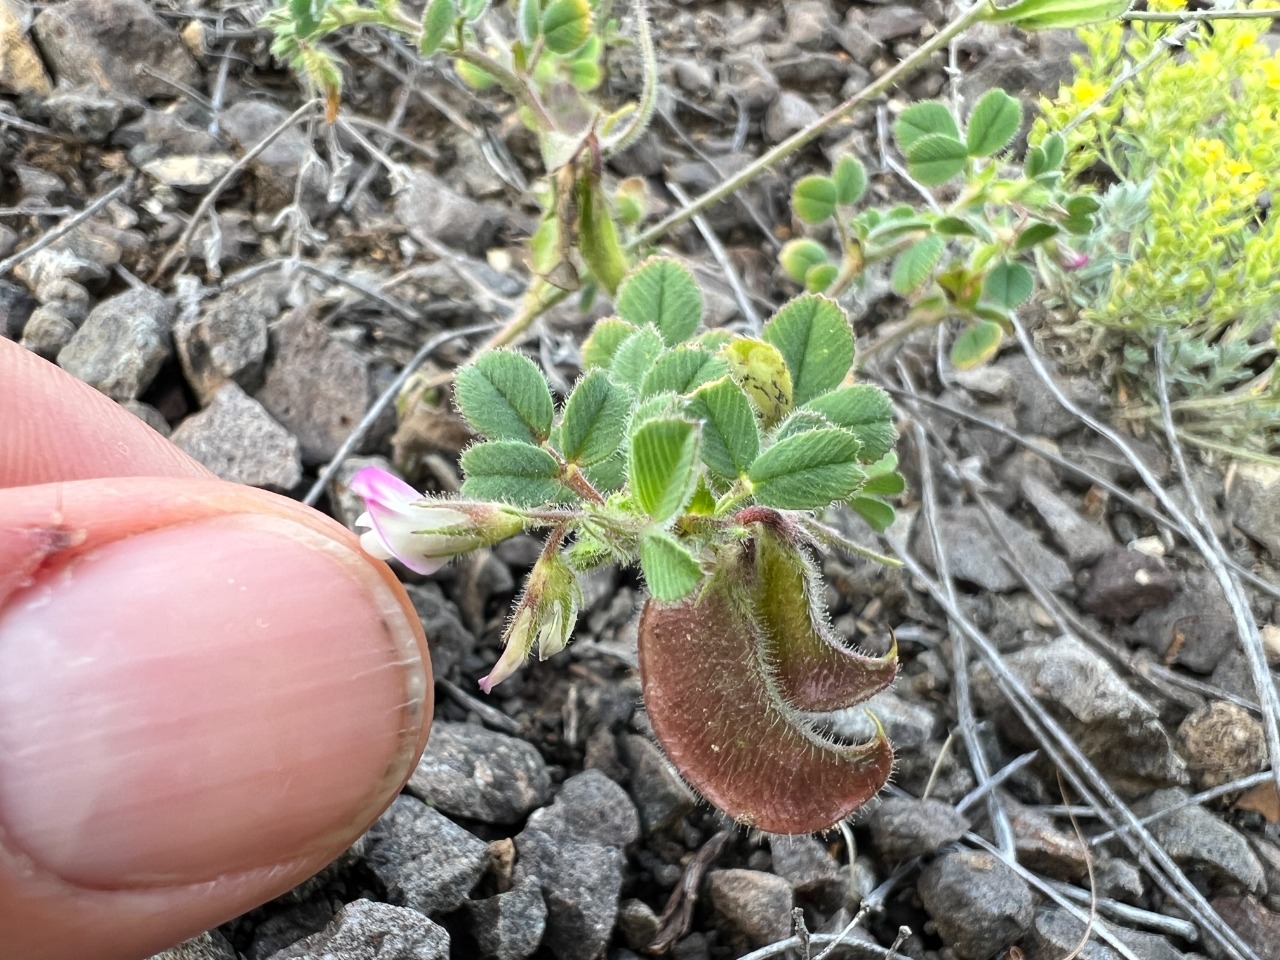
[1090,769,1274,847]
[0,177,133,279]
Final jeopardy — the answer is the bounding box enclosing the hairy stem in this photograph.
[603,0,657,157]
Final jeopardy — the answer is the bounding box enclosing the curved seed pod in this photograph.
[638,565,893,834]
[752,524,898,712]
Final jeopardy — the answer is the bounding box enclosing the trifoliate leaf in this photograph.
[641,346,729,398]
[629,418,700,523]
[895,101,961,153]
[890,234,945,296]
[762,295,855,407]
[581,317,638,369]
[610,325,665,390]
[779,238,830,285]
[966,89,1022,157]
[560,370,631,466]
[615,257,702,346]
[461,440,565,506]
[688,376,760,482]
[640,530,702,602]
[832,155,868,206]
[803,386,896,463]
[748,428,864,509]
[792,175,839,225]
[455,349,554,444]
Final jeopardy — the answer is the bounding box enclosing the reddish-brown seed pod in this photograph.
[637,563,893,834]
[752,524,898,712]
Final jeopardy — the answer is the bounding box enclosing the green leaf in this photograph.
[983,261,1034,309]
[792,175,839,225]
[289,0,327,37]
[642,347,729,398]
[722,337,793,427]
[542,0,591,54]
[629,418,700,523]
[461,441,565,506]
[615,257,702,346]
[906,134,969,186]
[569,50,602,91]
[1024,146,1048,178]
[762,295,855,407]
[832,156,868,206]
[610,325,665,390]
[849,496,896,532]
[419,0,456,54]
[581,318,638,369]
[1065,194,1101,217]
[988,0,1131,31]
[1061,215,1094,236]
[895,101,961,153]
[805,263,839,293]
[890,234,945,296]
[772,409,834,443]
[455,350,554,444]
[459,0,490,20]
[1015,221,1059,251]
[804,386,896,462]
[951,319,1004,370]
[560,370,630,466]
[584,451,627,492]
[861,461,906,496]
[640,530,702,602]
[779,238,829,284]
[518,0,541,43]
[748,428,865,509]
[933,216,977,237]
[1041,133,1066,170]
[965,89,1022,158]
[688,377,760,482]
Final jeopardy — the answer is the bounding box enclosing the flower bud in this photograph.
[350,467,525,574]
[479,548,579,693]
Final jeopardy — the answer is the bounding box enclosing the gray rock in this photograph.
[33,0,201,100]
[19,306,77,359]
[868,797,969,860]
[912,503,1073,593]
[58,286,173,400]
[722,54,780,110]
[256,308,375,465]
[120,109,222,165]
[618,733,695,834]
[527,769,641,848]
[174,278,275,402]
[395,169,502,256]
[671,58,714,97]
[145,931,237,960]
[170,383,302,491]
[14,226,120,290]
[763,92,821,145]
[464,877,548,960]
[36,277,90,322]
[142,154,236,191]
[1024,906,1117,960]
[1134,788,1265,895]
[1177,701,1266,790]
[1093,855,1144,903]
[707,869,794,948]
[366,795,491,916]
[404,580,476,681]
[118,399,170,436]
[919,849,1034,960]
[863,5,929,42]
[0,279,36,339]
[514,828,623,960]
[407,722,551,824]
[1123,568,1233,673]
[830,689,938,752]
[266,900,450,960]
[45,86,126,142]
[1003,354,1100,440]
[1211,895,1280,958]
[972,634,1186,794]
[785,0,836,49]
[0,0,51,97]
[248,898,336,960]
[769,834,842,905]
[1080,548,1178,623]
[1020,475,1114,565]
[617,899,661,952]
[1008,801,1088,882]
[1228,463,1280,560]
[220,100,325,211]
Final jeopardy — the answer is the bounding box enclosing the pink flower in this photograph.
[349,467,524,575]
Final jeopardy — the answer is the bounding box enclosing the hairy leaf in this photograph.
[983,261,1034,309]
[906,133,969,185]
[641,346,729,398]
[895,101,961,153]
[951,319,1004,369]
[832,155,868,206]
[610,325,665,390]
[455,350,554,444]
[688,377,760,482]
[748,428,864,509]
[581,317,638,369]
[792,175,839,225]
[542,0,591,54]
[779,238,830,285]
[461,440,565,505]
[890,234,945,296]
[803,385,897,462]
[615,257,702,346]
[640,530,702,602]
[629,418,700,522]
[966,89,1022,157]
[560,370,630,465]
[763,295,855,407]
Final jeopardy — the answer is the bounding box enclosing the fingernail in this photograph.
[0,514,428,889]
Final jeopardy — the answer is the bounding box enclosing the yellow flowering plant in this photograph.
[1035,0,1280,460]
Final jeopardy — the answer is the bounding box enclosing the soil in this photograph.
[3,1,1280,959]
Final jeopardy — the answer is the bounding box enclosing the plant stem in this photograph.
[629,0,994,249]
[1125,7,1280,20]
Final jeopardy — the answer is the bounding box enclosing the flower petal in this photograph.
[349,466,421,510]
[364,500,448,575]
